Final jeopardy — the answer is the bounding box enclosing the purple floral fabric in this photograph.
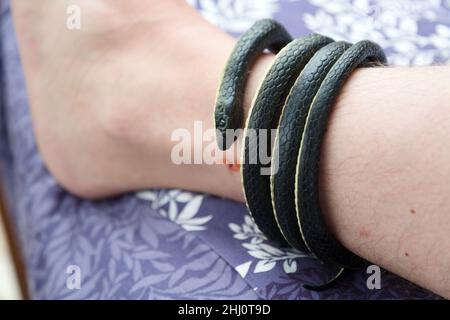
[1,0,449,299]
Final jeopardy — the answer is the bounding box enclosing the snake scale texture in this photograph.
[214,19,387,286]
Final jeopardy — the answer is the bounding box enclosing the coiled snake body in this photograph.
[214,19,386,285]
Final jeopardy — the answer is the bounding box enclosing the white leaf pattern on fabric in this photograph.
[304,0,450,65]
[255,260,276,273]
[283,259,297,274]
[236,261,252,278]
[186,0,280,32]
[178,196,203,221]
[229,214,313,277]
[138,190,213,231]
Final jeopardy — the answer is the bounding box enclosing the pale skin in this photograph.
[10,0,450,298]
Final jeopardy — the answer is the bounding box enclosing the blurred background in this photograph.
[0,202,21,299]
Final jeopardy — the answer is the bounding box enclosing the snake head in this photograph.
[215,95,243,150]
[215,113,234,151]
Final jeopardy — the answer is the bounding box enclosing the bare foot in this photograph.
[11,0,253,199]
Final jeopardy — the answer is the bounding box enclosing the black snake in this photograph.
[214,19,387,287]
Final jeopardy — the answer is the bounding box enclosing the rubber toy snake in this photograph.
[214,19,387,289]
